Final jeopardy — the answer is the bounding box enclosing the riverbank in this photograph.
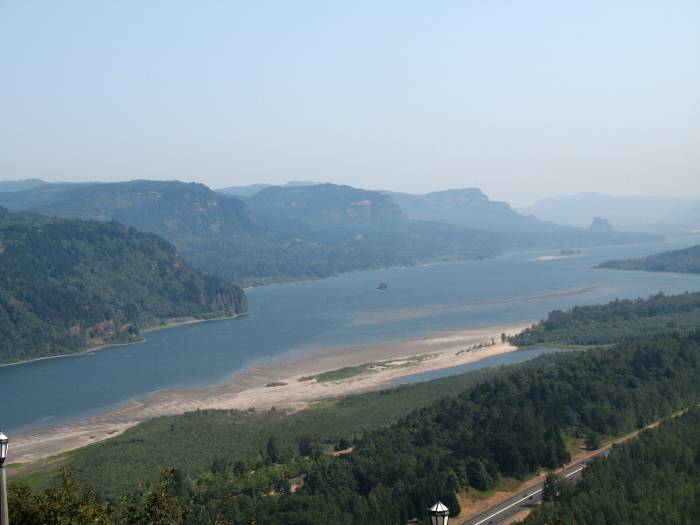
[8,322,529,467]
[0,313,246,369]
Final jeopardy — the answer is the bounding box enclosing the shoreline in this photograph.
[0,312,247,370]
[8,322,531,468]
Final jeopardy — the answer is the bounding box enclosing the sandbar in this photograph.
[9,323,530,468]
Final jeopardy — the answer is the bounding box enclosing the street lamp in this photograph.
[428,501,449,525]
[0,433,7,464]
[0,431,8,525]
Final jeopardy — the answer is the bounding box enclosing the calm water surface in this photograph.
[2,237,700,433]
[396,347,575,384]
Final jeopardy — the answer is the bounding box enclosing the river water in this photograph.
[2,237,700,433]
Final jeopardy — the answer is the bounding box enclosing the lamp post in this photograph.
[428,501,449,525]
[0,431,8,525]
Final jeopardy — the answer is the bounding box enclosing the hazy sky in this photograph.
[1,1,698,205]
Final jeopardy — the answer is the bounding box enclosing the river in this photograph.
[2,237,700,434]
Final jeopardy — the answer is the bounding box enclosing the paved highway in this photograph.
[459,451,608,525]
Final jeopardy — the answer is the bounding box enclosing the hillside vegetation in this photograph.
[11,331,700,524]
[598,244,700,274]
[523,407,700,525]
[0,208,246,363]
[512,291,700,346]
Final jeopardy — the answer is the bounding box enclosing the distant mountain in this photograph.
[520,193,700,229]
[217,183,272,197]
[249,183,405,228]
[589,217,614,233]
[384,188,558,233]
[0,180,259,240]
[598,244,700,274]
[217,181,321,197]
[245,183,508,272]
[0,208,246,364]
[0,178,47,192]
[0,181,660,285]
[384,188,658,248]
[0,181,503,284]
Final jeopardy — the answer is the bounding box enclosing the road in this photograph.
[459,450,609,525]
[458,412,679,524]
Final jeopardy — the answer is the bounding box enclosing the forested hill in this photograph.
[512,291,700,346]
[598,244,700,274]
[522,407,700,525]
[0,209,247,364]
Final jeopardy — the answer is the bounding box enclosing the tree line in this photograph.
[512,291,700,346]
[598,243,700,274]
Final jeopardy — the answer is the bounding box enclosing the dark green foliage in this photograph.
[8,470,186,525]
[16,331,700,524]
[542,472,564,502]
[584,431,601,450]
[523,407,700,525]
[512,291,700,346]
[0,209,246,363]
[599,244,700,274]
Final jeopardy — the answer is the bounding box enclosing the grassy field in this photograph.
[298,353,439,383]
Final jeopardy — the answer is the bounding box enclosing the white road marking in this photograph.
[469,464,586,525]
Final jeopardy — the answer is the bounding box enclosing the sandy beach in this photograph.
[9,323,530,467]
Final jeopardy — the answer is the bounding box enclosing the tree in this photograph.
[9,471,111,525]
[299,435,322,458]
[266,436,281,463]
[542,472,563,502]
[119,469,187,524]
[585,431,601,450]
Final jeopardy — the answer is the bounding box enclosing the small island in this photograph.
[376,282,388,290]
[560,248,581,256]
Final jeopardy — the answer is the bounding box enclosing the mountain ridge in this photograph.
[0,180,660,285]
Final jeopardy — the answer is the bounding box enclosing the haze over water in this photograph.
[3,237,700,434]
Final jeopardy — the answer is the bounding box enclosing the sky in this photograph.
[1,1,698,206]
